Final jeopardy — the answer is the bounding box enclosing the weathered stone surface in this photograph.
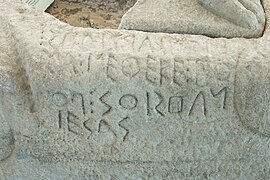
[58,0,137,9]
[198,0,265,30]
[119,0,266,38]
[1,0,270,179]
[0,118,14,162]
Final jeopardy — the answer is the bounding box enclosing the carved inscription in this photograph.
[107,55,140,81]
[146,55,161,85]
[99,91,112,116]
[67,111,85,135]
[72,93,86,115]
[119,94,138,110]
[155,92,165,117]
[188,91,206,116]
[52,53,232,142]
[122,58,140,78]
[102,54,223,87]
[119,117,130,142]
[52,86,229,141]
[146,92,151,116]
[71,53,104,76]
[210,87,228,109]
[168,96,183,113]
[53,92,67,107]
[98,120,116,137]
[173,58,186,86]
[107,54,121,81]
[58,110,63,129]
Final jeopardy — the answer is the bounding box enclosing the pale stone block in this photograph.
[0,0,270,179]
[119,0,266,38]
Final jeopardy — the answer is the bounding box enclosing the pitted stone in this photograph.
[0,0,270,179]
[119,0,266,38]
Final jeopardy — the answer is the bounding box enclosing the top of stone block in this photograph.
[119,0,266,38]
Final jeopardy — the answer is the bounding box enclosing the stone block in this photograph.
[119,0,266,38]
[0,0,270,179]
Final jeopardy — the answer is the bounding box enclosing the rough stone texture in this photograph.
[0,118,14,162]
[198,0,265,30]
[58,0,137,9]
[1,0,270,179]
[119,0,266,38]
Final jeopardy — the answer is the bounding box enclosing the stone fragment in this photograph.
[119,0,266,38]
[198,0,265,30]
[0,0,270,179]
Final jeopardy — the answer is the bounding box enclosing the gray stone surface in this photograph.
[198,0,265,30]
[119,0,266,38]
[1,0,270,179]
[0,118,14,162]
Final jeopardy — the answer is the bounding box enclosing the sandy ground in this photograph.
[46,0,136,29]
